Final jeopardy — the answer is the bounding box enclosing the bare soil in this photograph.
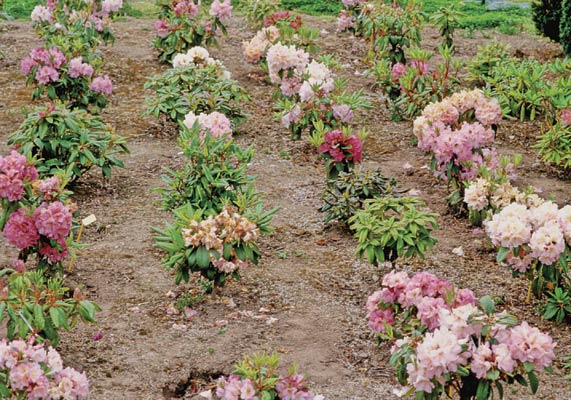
[1,13,570,400]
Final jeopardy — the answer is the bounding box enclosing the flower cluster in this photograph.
[181,206,259,273]
[0,151,74,269]
[202,353,324,400]
[336,0,365,33]
[369,271,555,398]
[317,129,363,179]
[242,26,280,64]
[486,200,571,271]
[21,46,112,110]
[0,150,38,202]
[183,110,233,140]
[414,89,502,181]
[266,43,309,85]
[0,338,89,399]
[172,46,231,80]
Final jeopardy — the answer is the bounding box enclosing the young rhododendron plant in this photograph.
[237,0,280,29]
[32,0,124,47]
[368,270,555,399]
[199,352,325,400]
[336,0,366,34]
[21,46,111,112]
[0,151,78,275]
[320,168,396,225]
[371,46,461,121]
[0,337,89,399]
[0,270,100,345]
[153,203,275,289]
[144,48,249,125]
[535,108,571,170]
[9,102,129,183]
[413,89,503,211]
[359,0,423,64]
[156,115,254,212]
[485,199,571,321]
[153,0,232,63]
[349,196,439,265]
[312,126,365,180]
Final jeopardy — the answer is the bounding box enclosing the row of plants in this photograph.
[330,2,564,398]
[0,0,131,397]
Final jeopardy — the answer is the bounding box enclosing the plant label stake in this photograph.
[68,214,97,272]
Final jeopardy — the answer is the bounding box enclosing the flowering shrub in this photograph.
[156,117,254,212]
[153,0,232,63]
[535,108,571,169]
[320,168,396,225]
[349,196,439,265]
[21,46,111,112]
[32,0,124,47]
[242,25,281,66]
[154,203,275,287]
[368,270,555,399]
[0,270,100,345]
[0,151,78,274]
[485,199,571,321]
[269,49,370,140]
[0,337,89,399]
[144,48,250,125]
[315,128,364,180]
[8,103,129,182]
[413,89,503,211]
[200,352,324,400]
[359,0,423,64]
[371,46,461,121]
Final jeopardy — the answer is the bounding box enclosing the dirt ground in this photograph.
[1,11,571,400]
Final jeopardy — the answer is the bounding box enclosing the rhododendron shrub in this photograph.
[9,103,128,183]
[201,352,325,400]
[154,204,275,288]
[535,108,571,169]
[320,168,396,225]
[268,48,370,140]
[144,49,249,125]
[371,46,461,121]
[237,0,280,29]
[0,151,77,274]
[153,0,232,63]
[486,199,571,321]
[359,0,423,64]
[368,270,555,399]
[336,0,366,34]
[349,196,439,265]
[32,0,124,47]
[0,338,89,399]
[0,271,100,345]
[314,128,364,180]
[21,46,111,112]
[156,119,255,212]
[413,89,503,211]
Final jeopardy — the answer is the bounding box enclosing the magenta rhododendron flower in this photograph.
[390,62,407,79]
[33,201,72,240]
[39,239,69,263]
[318,130,362,163]
[3,209,39,250]
[90,75,113,95]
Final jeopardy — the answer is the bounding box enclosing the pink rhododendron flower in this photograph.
[3,209,39,250]
[336,10,355,32]
[31,5,53,23]
[33,201,72,240]
[318,130,362,163]
[35,66,59,84]
[174,0,198,17]
[155,19,170,38]
[368,308,395,332]
[332,104,354,124]
[90,75,113,95]
[390,62,407,80]
[68,57,94,78]
[507,321,555,371]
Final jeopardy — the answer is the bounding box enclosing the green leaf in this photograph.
[479,295,496,315]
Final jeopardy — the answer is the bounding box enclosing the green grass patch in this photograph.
[4,0,40,19]
[282,0,342,15]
